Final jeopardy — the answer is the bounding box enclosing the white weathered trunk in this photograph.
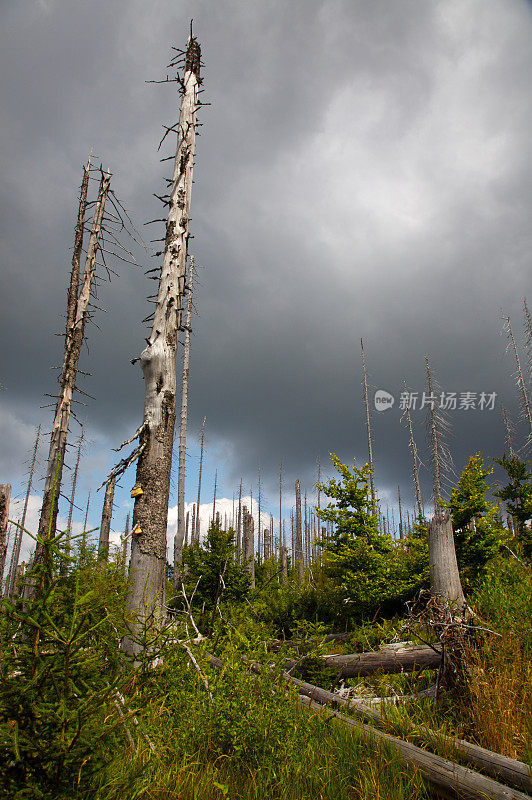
[174,256,195,579]
[194,416,206,542]
[0,485,11,589]
[504,315,532,440]
[361,339,375,502]
[66,429,83,561]
[98,475,116,561]
[403,380,424,520]
[242,505,255,588]
[36,168,109,558]
[428,509,465,606]
[123,36,201,655]
[294,479,304,579]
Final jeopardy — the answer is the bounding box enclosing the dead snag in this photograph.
[98,475,116,561]
[174,256,196,583]
[36,166,110,563]
[122,34,201,656]
[0,485,11,589]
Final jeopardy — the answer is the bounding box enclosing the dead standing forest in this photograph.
[0,28,531,800]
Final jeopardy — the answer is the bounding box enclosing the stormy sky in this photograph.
[1,0,531,558]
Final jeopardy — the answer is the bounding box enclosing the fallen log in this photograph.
[204,653,531,794]
[286,643,442,677]
[299,695,531,800]
[292,677,531,794]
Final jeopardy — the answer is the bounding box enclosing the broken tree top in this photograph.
[186,37,201,78]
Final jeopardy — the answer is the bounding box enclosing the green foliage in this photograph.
[316,455,380,548]
[0,528,130,799]
[471,553,532,642]
[448,454,504,582]
[316,456,429,622]
[180,521,251,614]
[494,454,532,558]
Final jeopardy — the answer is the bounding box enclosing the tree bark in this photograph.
[242,505,255,588]
[299,696,530,800]
[361,339,375,502]
[194,416,206,542]
[98,475,116,561]
[0,485,11,589]
[294,479,304,580]
[123,35,201,656]
[174,256,195,579]
[403,379,424,520]
[428,509,465,606]
[36,168,109,559]
[286,643,442,678]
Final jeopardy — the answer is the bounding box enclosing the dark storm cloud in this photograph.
[1,0,531,518]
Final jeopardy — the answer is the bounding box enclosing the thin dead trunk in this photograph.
[257,467,261,561]
[398,484,403,539]
[98,475,116,561]
[501,404,517,458]
[524,298,532,385]
[361,339,375,502]
[242,505,255,588]
[237,478,242,561]
[212,470,217,525]
[123,35,201,654]
[294,479,304,580]
[66,429,83,562]
[0,485,11,589]
[80,489,91,562]
[6,425,40,596]
[36,166,110,559]
[402,380,423,520]
[122,513,130,571]
[280,545,288,582]
[194,416,206,542]
[175,256,195,574]
[504,315,532,441]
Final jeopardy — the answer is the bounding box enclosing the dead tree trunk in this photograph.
[5,425,40,597]
[174,256,195,574]
[398,485,404,539]
[194,416,206,542]
[98,475,116,561]
[402,380,424,520]
[428,509,465,606]
[237,478,243,561]
[36,166,109,560]
[294,479,304,580]
[425,358,464,607]
[501,404,517,458]
[0,485,11,589]
[257,467,261,561]
[504,315,532,441]
[122,513,130,572]
[66,429,83,562]
[361,339,375,502]
[211,470,217,525]
[242,505,255,588]
[123,35,201,654]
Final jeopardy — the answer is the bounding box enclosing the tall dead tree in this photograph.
[0,485,11,591]
[66,429,83,561]
[121,35,202,651]
[503,315,532,443]
[524,298,532,385]
[501,404,517,458]
[242,505,255,588]
[279,461,283,550]
[237,478,243,560]
[397,485,404,540]
[257,467,262,561]
[402,380,424,520]
[360,339,375,502]
[98,475,116,561]
[212,470,217,525]
[5,425,41,597]
[36,165,110,561]
[425,357,464,606]
[194,416,206,542]
[294,479,304,580]
[79,489,91,561]
[174,256,196,571]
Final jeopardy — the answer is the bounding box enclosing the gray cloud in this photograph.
[1,0,531,526]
